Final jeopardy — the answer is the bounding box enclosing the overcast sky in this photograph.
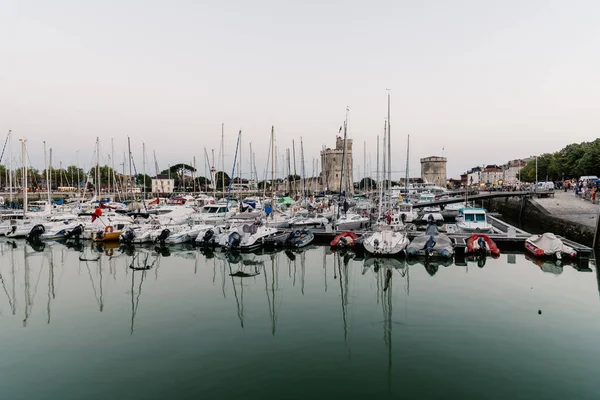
[1,0,599,180]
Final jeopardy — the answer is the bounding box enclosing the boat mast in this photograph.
[111,138,115,201]
[225,131,242,218]
[127,136,133,201]
[301,137,306,201]
[221,123,225,196]
[143,142,147,201]
[387,89,391,197]
[21,138,27,218]
[377,135,382,219]
[382,120,387,213]
[404,134,410,198]
[270,125,275,199]
[8,130,12,205]
[338,107,349,202]
[292,139,298,198]
[44,141,50,206]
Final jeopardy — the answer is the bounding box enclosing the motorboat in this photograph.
[224,223,279,251]
[455,208,493,233]
[196,224,229,247]
[525,233,577,260]
[40,222,85,241]
[406,218,453,258]
[363,227,410,256]
[395,203,418,223]
[164,224,214,245]
[466,234,500,257]
[335,212,370,231]
[192,203,237,223]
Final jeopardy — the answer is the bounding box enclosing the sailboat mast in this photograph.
[377,135,382,219]
[292,139,298,197]
[221,123,225,196]
[95,137,100,198]
[270,125,275,198]
[143,142,147,201]
[111,138,115,200]
[300,138,306,200]
[387,90,391,193]
[405,134,410,197]
[127,137,133,200]
[382,121,387,212]
[21,138,27,217]
[44,141,50,205]
[8,130,12,204]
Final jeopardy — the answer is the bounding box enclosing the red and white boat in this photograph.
[330,231,359,248]
[466,234,500,257]
[524,233,577,260]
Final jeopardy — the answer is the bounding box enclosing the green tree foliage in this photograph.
[135,173,153,192]
[214,171,230,190]
[358,177,377,190]
[520,138,600,182]
[88,166,119,188]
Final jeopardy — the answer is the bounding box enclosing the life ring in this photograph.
[105,249,114,257]
[105,226,114,234]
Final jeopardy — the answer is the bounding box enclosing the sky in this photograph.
[1,0,599,180]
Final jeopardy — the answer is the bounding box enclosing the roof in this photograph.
[458,207,487,213]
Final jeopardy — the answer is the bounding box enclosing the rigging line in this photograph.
[0,131,9,164]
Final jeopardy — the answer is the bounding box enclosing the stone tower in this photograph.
[320,136,353,194]
[420,156,447,187]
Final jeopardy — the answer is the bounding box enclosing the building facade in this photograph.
[481,165,504,185]
[466,166,482,186]
[320,136,353,194]
[502,159,527,183]
[151,178,175,194]
[420,156,447,187]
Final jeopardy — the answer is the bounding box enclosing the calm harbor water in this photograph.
[0,241,599,400]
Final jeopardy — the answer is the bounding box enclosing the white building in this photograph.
[152,178,175,194]
[503,160,527,183]
[467,166,483,186]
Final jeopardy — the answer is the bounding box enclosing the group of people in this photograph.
[567,179,599,203]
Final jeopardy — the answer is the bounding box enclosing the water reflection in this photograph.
[0,240,597,336]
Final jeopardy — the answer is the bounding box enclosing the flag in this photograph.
[339,126,342,134]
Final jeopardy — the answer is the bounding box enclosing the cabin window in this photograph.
[476,214,486,222]
[465,214,475,222]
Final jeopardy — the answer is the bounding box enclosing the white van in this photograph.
[537,181,555,191]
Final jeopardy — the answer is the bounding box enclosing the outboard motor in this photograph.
[338,236,348,248]
[227,231,242,249]
[425,236,437,257]
[477,237,487,254]
[156,228,170,246]
[202,229,214,245]
[121,228,135,245]
[66,224,84,240]
[26,224,46,242]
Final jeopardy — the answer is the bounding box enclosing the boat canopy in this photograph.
[278,197,294,205]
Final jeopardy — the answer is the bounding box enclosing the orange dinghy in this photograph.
[466,234,500,258]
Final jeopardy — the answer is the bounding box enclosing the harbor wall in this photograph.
[483,197,595,246]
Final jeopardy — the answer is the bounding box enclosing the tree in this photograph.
[287,174,301,182]
[195,176,211,190]
[135,173,153,192]
[359,177,377,190]
[214,171,230,190]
